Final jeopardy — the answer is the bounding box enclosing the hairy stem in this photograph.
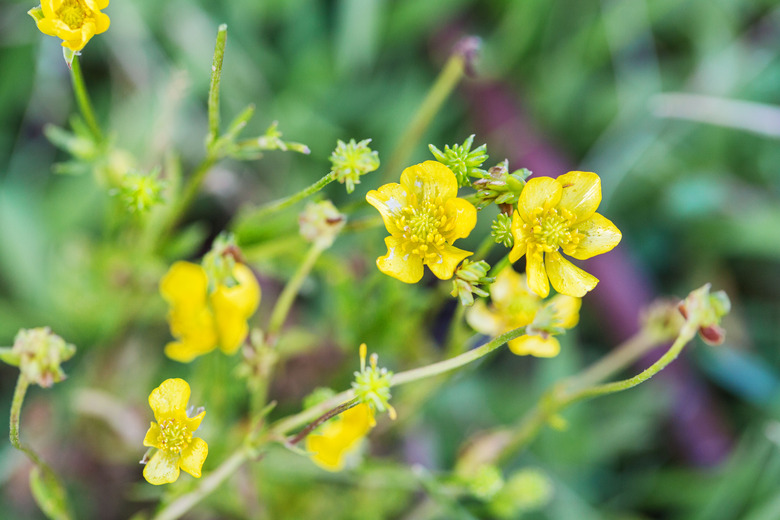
[207,24,228,147]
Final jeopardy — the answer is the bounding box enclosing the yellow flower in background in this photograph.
[28,0,110,52]
[466,267,580,357]
[160,261,260,363]
[367,161,477,283]
[509,171,621,298]
[306,403,375,471]
[143,379,207,485]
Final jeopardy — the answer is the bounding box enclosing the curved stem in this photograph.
[235,172,337,233]
[70,56,103,143]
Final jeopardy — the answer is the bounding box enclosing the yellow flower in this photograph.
[160,261,260,363]
[509,171,621,298]
[306,403,375,471]
[29,0,110,52]
[367,161,477,283]
[466,266,580,357]
[143,378,207,485]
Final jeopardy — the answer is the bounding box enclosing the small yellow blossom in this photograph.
[160,261,260,363]
[509,171,621,298]
[306,403,375,471]
[367,161,477,283]
[143,379,207,485]
[466,267,580,357]
[29,0,110,52]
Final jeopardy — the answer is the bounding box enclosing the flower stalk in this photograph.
[70,56,103,143]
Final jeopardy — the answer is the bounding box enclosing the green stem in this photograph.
[236,172,338,231]
[473,233,495,262]
[10,374,29,452]
[495,324,697,462]
[152,447,249,520]
[207,24,228,148]
[383,53,467,180]
[267,242,326,338]
[560,323,697,406]
[70,56,103,143]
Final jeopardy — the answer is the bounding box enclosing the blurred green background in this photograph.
[2,0,780,518]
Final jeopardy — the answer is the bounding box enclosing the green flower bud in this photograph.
[491,213,513,248]
[473,161,530,209]
[428,134,488,187]
[678,284,731,346]
[451,260,494,306]
[111,169,165,214]
[298,200,346,249]
[10,328,75,388]
[329,139,380,193]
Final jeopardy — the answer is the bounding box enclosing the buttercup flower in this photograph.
[509,171,621,298]
[28,0,110,52]
[143,379,207,485]
[466,267,580,357]
[306,403,375,471]
[160,261,260,363]
[367,161,477,283]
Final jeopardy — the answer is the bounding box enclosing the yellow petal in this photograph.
[160,262,208,308]
[525,249,549,298]
[491,267,527,305]
[185,410,206,434]
[546,295,581,329]
[35,19,59,37]
[555,171,601,223]
[508,211,528,262]
[517,177,562,223]
[340,403,374,437]
[143,422,161,448]
[508,335,561,357]
[94,12,110,34]
[148,378,190,421]
[179,438,208,478]
[366,182,408,235]
[143,449,181,485]
[443,197,477,241]
[427,244,471,280]
[571,213,622,260]
[465,300,504,336]
[377,236,424,284]
[97,0,109,8]
[210,287,249,354]
[400,161,457,204]
[545,251,598,297]
[306,433,346,471]
[41,0,57,18]
[164,340,215,363]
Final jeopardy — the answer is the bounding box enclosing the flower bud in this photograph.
[10,328,75,388]
[202,233,241,288]
[450,260,494,306]
[678,284,731,346]
[473,161,529,209]
[112,169,165,215]
[329,139,380,193]
[491,213,513,248]
[428,134,488,187]
[298,200,346,249]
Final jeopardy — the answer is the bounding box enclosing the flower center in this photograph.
[157,418,192,453]
[57,0,88,29]
[393,196,456,261]
[523,207,581,255]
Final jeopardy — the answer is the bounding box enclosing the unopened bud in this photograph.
[678,284,731,346]
[298,200,346,249]
[451,260,494,306]
[474,160,529,209]
[10,328,75,388]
